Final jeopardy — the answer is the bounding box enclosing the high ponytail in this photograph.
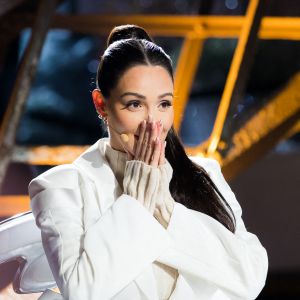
[106,24,153,47]
[96,25,236,233]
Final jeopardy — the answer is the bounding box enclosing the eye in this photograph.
[159,100,172,111]
[125,100,143,111]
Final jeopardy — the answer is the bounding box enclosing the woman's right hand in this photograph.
[122,116,167,213]
[122,116,166,167]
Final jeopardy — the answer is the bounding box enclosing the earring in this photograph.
[98,114,108,124]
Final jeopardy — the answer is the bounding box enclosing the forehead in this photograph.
[115,65,173,93]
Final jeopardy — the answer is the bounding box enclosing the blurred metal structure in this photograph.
[0,1,299,213]
[0,0,58,217]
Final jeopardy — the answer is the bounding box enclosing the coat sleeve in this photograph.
[158,157,268,300]
[28,164,171,300]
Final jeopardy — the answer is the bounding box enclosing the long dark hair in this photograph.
[96,24,236,233]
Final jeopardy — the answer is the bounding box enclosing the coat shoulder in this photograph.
[188,156,221,174]
[28,164,81,199]
[189,156,243,218]
[28,138,105,198]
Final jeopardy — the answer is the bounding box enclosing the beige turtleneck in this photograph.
[103,140,178,300]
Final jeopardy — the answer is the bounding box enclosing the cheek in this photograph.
[110,112,140,133]
[161,111,174,138]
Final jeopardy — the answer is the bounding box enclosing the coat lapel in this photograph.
[72,138,120,213]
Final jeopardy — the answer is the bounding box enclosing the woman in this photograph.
[29,25,268,300]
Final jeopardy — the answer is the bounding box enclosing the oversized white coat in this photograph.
[28,137,268,300]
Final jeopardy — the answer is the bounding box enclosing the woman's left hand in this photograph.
[118,116,166,167]
[122,117,174,227]
[132,117,166,167]
[135,118,173,228]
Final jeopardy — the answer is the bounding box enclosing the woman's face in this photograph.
[103,65,174,153]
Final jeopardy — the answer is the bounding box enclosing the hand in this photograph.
[123,157,174,218]
[121,116,166,167]
[122,116,173,223]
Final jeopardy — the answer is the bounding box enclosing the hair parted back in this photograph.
[96,24,173,99]
[96,24,236,233]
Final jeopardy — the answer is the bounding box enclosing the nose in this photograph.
[147,113,161,124]
[147,114,153,122]
[145,114,163,137]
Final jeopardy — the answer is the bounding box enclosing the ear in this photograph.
[92,89,107,117]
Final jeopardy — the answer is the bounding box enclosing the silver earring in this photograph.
[98,114,107,124]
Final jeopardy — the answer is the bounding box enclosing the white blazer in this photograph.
[28,137,268,300]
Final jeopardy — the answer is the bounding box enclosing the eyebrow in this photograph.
[120,92,173,99]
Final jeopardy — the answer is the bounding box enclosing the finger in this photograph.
[144,121,157,164]
[138,121,150,161]
[134,120,146,159]
[150,137,161,167]
[155,120,164,165]
[157,119,163,139]
[135,120,147,160]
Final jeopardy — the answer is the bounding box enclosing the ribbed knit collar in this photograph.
[100,139,128,189]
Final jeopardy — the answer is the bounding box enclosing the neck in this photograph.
[107,129,127,153]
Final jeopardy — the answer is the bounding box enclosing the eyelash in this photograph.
[125,100,172,110]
